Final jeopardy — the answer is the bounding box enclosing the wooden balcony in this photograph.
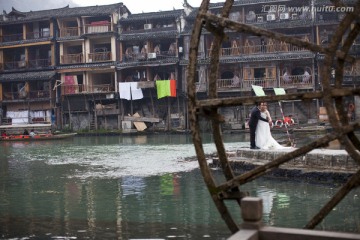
[4,60,27,70]
[61,54,83,64]
[121,26,176,34]
[2,90,50,100]
[280,74,313,89]
[212,42,309,58]
[217,78,241,89]
[123,50,177,62]
[60,27,80,37]
[242,78,277,90]
[28,58,51,68]
[88,52,111,62]
[26,30,50,40]
[0,33,23,42]
[196,78,278,92]
[62,84,114,95]
[85,22,111,34]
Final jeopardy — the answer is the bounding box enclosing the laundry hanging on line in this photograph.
[156,80,176,99]
[118,82,144,100]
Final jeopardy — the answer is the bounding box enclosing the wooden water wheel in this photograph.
[187,0,360,234]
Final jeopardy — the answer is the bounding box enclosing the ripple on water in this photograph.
[12,142,247,179]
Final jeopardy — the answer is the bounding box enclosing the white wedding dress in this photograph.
[255,111,287,150]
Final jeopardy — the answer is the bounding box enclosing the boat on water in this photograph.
[0,133,77,141]
[0,123,77,141]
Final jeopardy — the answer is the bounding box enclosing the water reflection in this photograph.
[0,134,359,239]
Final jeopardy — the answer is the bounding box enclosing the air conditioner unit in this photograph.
[147,53,156,59]
[144,24,152,30]
[291,13,298,20]
[257,16,264,22]
[266,14,276,21]
[280,13,289,20]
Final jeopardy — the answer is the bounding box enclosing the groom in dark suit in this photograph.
[248,102,269,149]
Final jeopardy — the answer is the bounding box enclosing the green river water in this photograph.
[0,133,359,239]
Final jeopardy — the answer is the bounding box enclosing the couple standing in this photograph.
[249,102,287,150]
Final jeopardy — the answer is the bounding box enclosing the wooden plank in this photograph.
[124,116,160,123]
[132,112,147,131]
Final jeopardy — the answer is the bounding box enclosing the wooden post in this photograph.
[167,97,171,131]
[149,89,155,117]
[117,98,121,130]
[66,96,72,129]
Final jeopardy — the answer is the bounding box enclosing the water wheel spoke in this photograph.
[187,0,360,234]
[305,169,360,229]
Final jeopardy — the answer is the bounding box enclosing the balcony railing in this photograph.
[2,90,49,100]
[0,33,23,42]
[123,50,177,62]
[242,78,277,90]
[85,22,111,34]
[2,59,51,70]
[121,26,176,34]
[212,42,309,57]
[280,74,313,88]
[28,58,51,68]
[217,78,241,88]
[62,84,114,95]
[61,53,83,64]
[60,27,80,37]
[4,60,27,70]
[26,30,50,40]
[88,52,111,62]
[29,90,50,99]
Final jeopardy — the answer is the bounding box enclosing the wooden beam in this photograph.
[123,116,160,123]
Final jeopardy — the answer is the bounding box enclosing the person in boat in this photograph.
[29,129,36,137]
[23,129,29,135]
[1,130,8,137]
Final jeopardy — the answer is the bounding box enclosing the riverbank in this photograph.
[210,148,356,184]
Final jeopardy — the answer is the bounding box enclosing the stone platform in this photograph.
[211,148,358,183]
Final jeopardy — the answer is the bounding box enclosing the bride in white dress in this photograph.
[255,105,288,150]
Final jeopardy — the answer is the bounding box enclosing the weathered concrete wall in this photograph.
[211,148,357,183]
[234,148,357,172]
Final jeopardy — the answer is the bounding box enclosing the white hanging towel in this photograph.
[119,82,131,100]
[130,82,144,100]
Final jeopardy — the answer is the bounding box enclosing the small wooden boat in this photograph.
[0,133,77,141]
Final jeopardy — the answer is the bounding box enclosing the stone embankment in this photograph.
[211,148,358,183]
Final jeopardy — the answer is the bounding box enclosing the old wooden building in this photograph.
[0,0,359,131]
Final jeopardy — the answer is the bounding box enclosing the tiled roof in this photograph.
[119,30,178,41]
[119,9,183,22]
[0,71,56,82]
[0,3,126,25]
[185,0,291,19]
[56,62,116,70]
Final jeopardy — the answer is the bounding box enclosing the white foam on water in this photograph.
[14,141,247,179]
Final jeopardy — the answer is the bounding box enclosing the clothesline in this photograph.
[119,80,177,100]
